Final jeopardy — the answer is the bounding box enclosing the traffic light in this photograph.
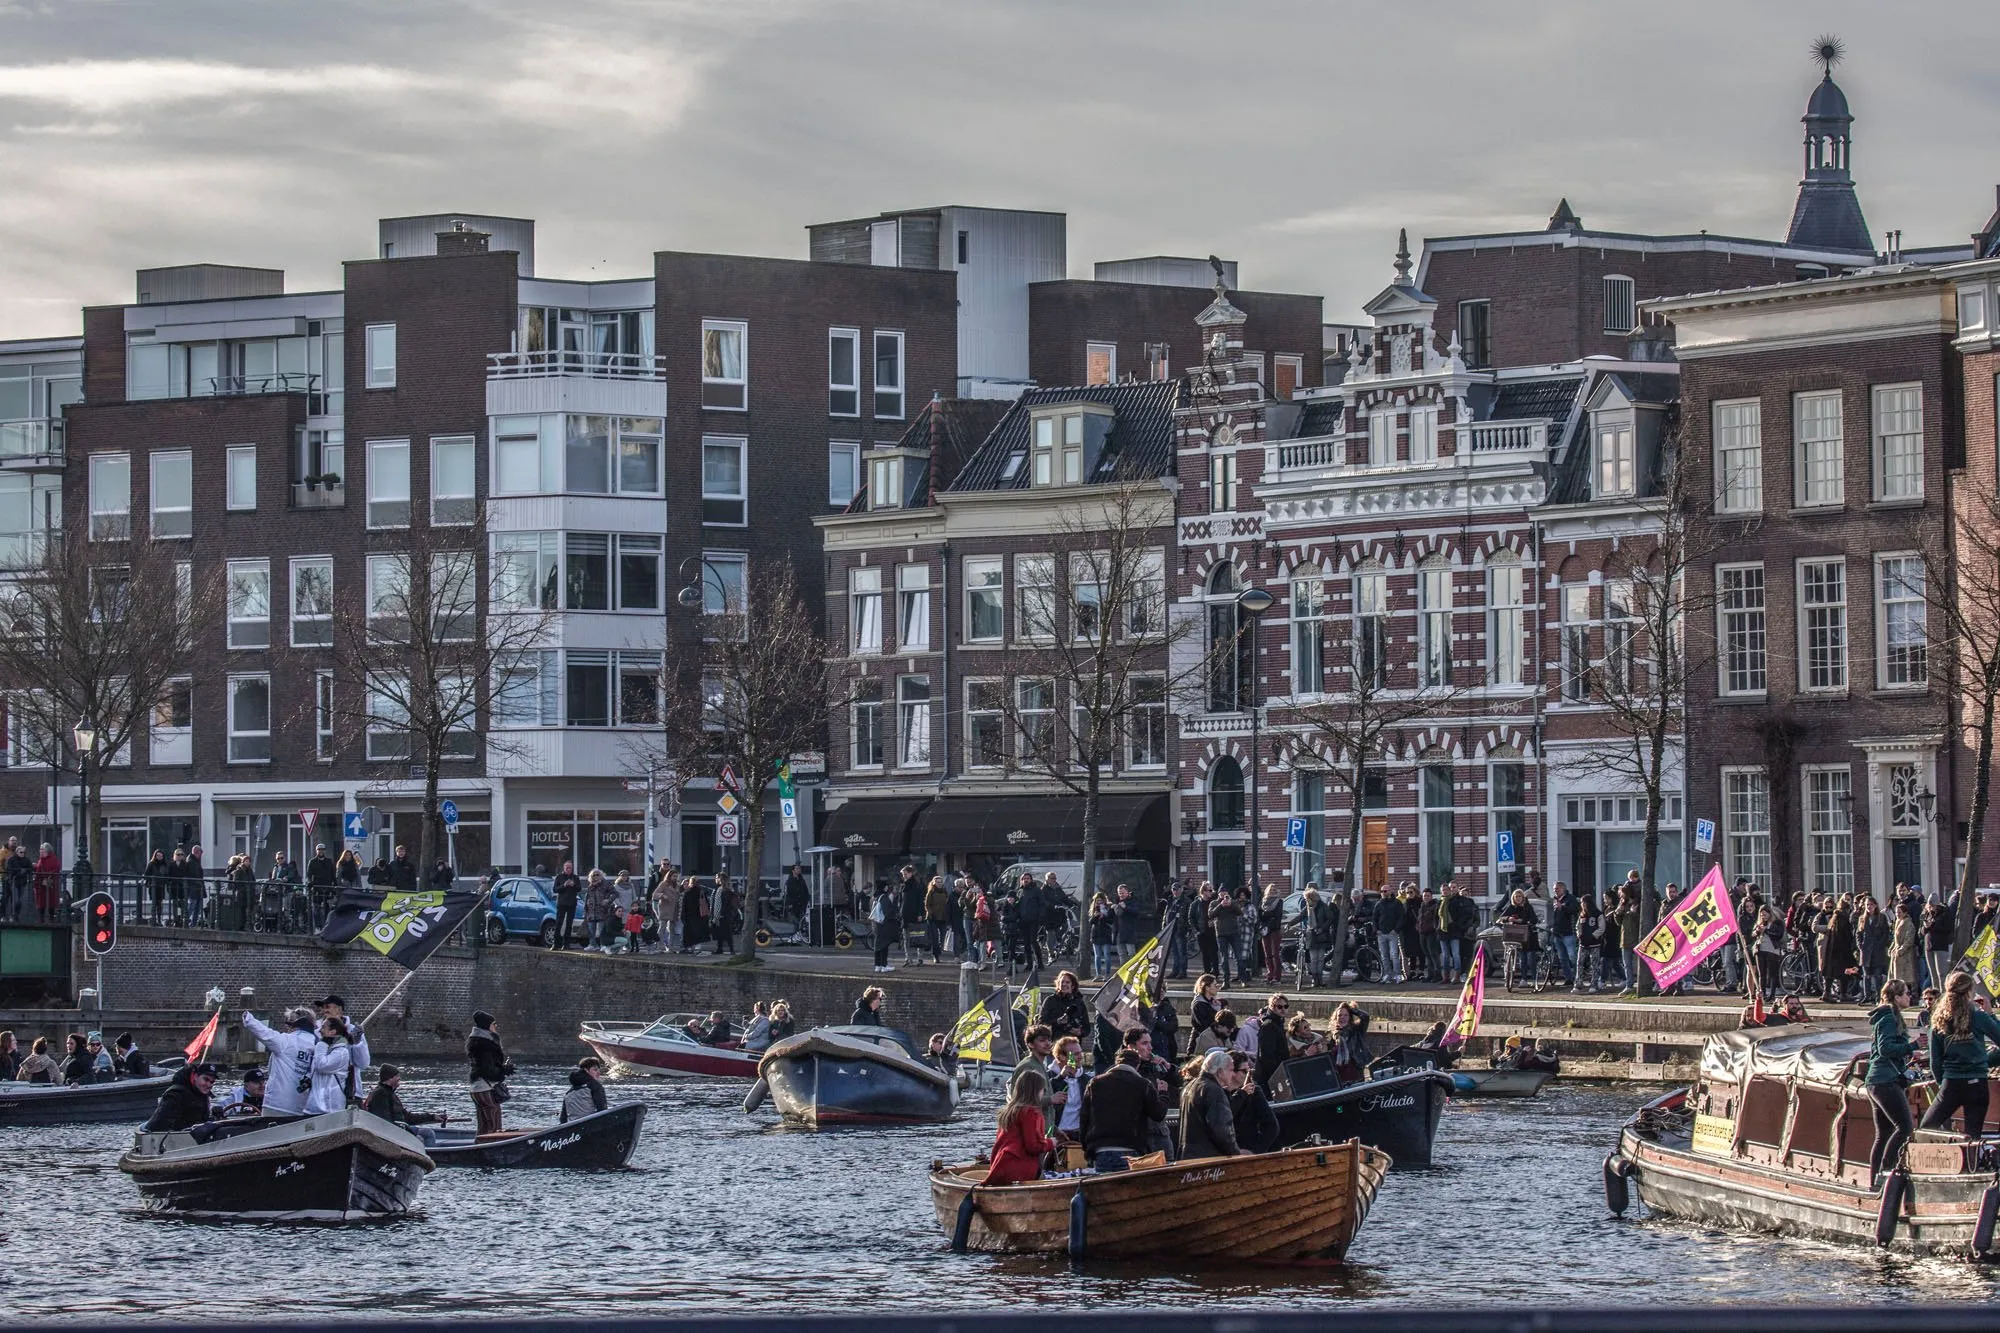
[84,892,117,956]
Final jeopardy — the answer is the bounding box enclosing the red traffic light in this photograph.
[83,892,117,956]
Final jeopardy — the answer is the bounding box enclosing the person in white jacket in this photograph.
[241,1008,320,1116]
[315,995,369,1084]
[306,1018,353,1114]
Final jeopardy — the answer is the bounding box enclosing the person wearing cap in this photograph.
[143,1062,219,1132]
[560,1057,609,1124]
[363,1065,447,1127]
[114,1032,147,1080]
[217,1067,267,1117]
[87,1032,115,1081]
[315,995,371,1087]
[242,1006,320,1115]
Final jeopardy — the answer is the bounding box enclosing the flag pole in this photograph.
[352,886,493,1032]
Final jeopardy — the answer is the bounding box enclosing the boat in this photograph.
[930,1138,1390,1261]
[0,1070,177,1126]
[1267,1057,1453,1167]
[755,1025,958,1127]
[119,1107,433,1222]
[578,1014,762,1079]
[1609,1022,2000,1255]
[1369,1043,1554,1099]
[424,1103,646,1169]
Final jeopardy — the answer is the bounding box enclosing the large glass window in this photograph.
[1489,761,1526,895]
[225,446,257,512]
[1016,678,1054,761]
[492,414,659,497]
[431,436,476,524]
[1714,398,1762,513]
[1873,384,1923,502]
[1353,565,1387,689]
[364,324,396,389]
[1723,769,1771,887]
[700,551,747,617]
[965,557,1004,643]
[1458,300,1491,370]
[1718,565,1767,696]
[1559,585,1590,702]
[897,675,931,768]
[897,564,930,650]
[1422,763,1455,892]
[617,535,661,611]
[1070,552,1107,643]
[618,416,662,495]
[1596,422,1634,498]
[1208,757,1245,830]
[1879,554,1927,688]
[565,415,612,495]
[91,453,131,541]
[829,328,860,417]
[850,567,883,654]
[227,674,271,762]
[1799,558,1848,692]
[1794,390,1844,507]
[494,415,559,495]
[1015,554,1053,641]
[367,440,411,528]
[617,653,660,726]
[152,677,192,766]
[1127,675,1166,769]
[492,532,559,611]
[430,550,477,642]
[828,441,861,507]
[1128,549,1165,637]
[1487,559,1526,687]
[1291,577,1325,695]
[850,681,883,768]
[365,673,411,760]
[966,680,1005,768]
[147,451,189,539]
[1603,578,1636,695]
[564,651,612,728]
[1806,767,1854,896]
[367,554,410,643]
[701,435,746,525]
[873,331,905,419]
[701,320,747,410]
[290,556,333,647]
[1418,562,1452,687]
[564,533,611,611]
[226,559,270,649]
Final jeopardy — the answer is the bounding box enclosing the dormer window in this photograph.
[869,453,903,511]
[1596,421,1635,498]
[1028,405,1112,487]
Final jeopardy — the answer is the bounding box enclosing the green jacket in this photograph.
[1865,1004,1915,1086]
[1926,1007,2000,1082]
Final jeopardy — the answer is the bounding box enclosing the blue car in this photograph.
[484,876,559,947]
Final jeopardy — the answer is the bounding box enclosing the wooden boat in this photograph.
[424,1103,646,1169]
[1268,1058,1453,1167]
[930,1139,1389,1262]
[579,1015,761,1079]
[1610,1022,2000,1255]
[119,1108,432,1222]
[757,1026,958,1127]
[0,1070,175,1126]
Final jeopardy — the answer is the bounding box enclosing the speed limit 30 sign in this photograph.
[716,815,741,846]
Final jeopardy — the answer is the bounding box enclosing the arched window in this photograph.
[1209,756,1245,831]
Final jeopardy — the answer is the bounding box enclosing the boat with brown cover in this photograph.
[1610,1022,2000,1255]
[929,1138,1389,1262]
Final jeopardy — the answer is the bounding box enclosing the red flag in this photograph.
[183,1012,220,1064]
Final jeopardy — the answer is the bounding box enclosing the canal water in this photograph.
[5,1066,1997,1319]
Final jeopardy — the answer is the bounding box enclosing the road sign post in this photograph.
[439,799,459,829]
[1284,818,1308,852]
[1694,818,1716,855]
[717,815,741,847]
[1496,829,1517,873]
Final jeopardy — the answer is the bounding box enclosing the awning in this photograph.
[910,793,1170,856]
[818,796,931,855]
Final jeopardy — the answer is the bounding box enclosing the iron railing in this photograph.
[486,350,665,380]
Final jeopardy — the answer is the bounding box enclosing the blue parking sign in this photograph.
[1284,817,1308,851]
[1496,829,1517,872]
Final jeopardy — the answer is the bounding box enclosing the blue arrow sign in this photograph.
[343,812,366,840]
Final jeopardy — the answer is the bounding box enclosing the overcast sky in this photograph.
[0,0,1996,336]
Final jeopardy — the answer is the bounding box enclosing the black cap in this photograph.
[243,1067,267,1083]
[315,995,347,1009]
[378,1064,402,1082]
[188,1062,223,1077]
[472,1010,495,1028]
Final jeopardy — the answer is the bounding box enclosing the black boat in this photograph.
[424,1103,646,1169]
[119,1108,433,1221]
[0,1070,175,1126]
[755,1026,958,1127]
[1268,1057,1453,1168]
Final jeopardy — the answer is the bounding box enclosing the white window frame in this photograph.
[850,566,883,655]
[1560,584,1592,702]
[1070,551,1107,645]
[314,669,334,760]
[224,445,257,512]
[225,558,270,649]
[1872,382,1923,502]
[146,450,187,539]
[364,323,396,389]
[699,550,747,617]
[226,673,272,764]
[1804,765,1855,896]
[1794,389,1844,508]
[1126,674,1167,769]
[1014,554,1054,643]
[366,553,410,643]
[430,550,477,643]
[849,681,884,770]
[1596,420,1635,498]
[1127,549,1164,638]
[365,672,411,762]
[1717,563,1768,697]
[1877,552,1928,690]
[828,440,861,507]
[1713,398,1763,514]
[700,319,747,411]
[1209,451,1237,510]
[289,555,333,647]
[868,453,903,510]
[1418,562,1452,688]
[700,434,747,526]
[92,452,132,541]
[1291,576,1325,696]
[895,674,931,769]
[150,677,193,767]
[1015,677,1054,763]
[965,679,1005,769]
[964,556,1004,644]
[366,439,411,529]
[1797,557,1848,693]
[1273,354,1303,402]
[872,330,905,420]
[1602,275,1637,335]
[1722,767,1772,888]
[1410,405,1440,463]
[1487,559,1526,687]
[1086,341,1117,386]
[897,563,930,651]
[1353,565,1388,689]
[430,435,477,525]
[828,327,860,417]
[1368,411,1395,467]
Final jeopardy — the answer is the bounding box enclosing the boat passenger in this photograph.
[851,986,887,1027]
[59,1034,96,1086]
[1190,974,1222,1043]
[741,1002,774,1053]
[1328,1003,1371,1086]
[0,1030,17,1081]
[1228,1050,1280,1154]
[1047,1036,1088,1140]
[306,1018,353,1114]
[114,1033,147,1080]
[688,1011,731,1044]
[984,1068,1055,1186]
[560,1058,610,1124]
[1253,994,1292,1091]
[1412,1020,1458,1069]
[1013,1024,1055,1108]
[1286,1012,1324,1060]
[365,1065,447,1126]
[1193,1010,1238,1055]
[467,1011,514,1136]
[1921,972,2000,1139]
[16,1036,57,1084]
[87,1032,115,1081]
[1517,1040,1561,1074]
[925,1033,961,1078]
[1080,1046,1165,1168]
[242,1007,320,1115]
[767,1001,796,1043]
[315,995,370,1087]
[1864,980,1916,1189]
[1037,971,1089,1041]
[1177,1049,1245,1161]
[143,1063,219,1133]
[216,1068,267,1118]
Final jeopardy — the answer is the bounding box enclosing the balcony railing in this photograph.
[291,480,347,510]
[0,418,64,466]
[202,372,318,397]
[487,350,666,381]
[1276,438,1344,471]
[1466,419,1548,453]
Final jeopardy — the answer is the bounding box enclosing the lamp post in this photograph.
[674,554,730,611]
[71,720,97,891]
[1236,587,1275,894]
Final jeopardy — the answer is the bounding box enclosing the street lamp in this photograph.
[674,554,731,611]
[72,720,97,878]
[1236,587,1275,894]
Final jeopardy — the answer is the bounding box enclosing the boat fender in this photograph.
[1603,1155,1631,1216]
[1972,1185,2000,1258]
[1067,1185,1088,1262]
[950,1192,978,1254]
[1875,1170,1907,1246]
[742,1078,768,1114]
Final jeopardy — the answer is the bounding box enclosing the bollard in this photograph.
[957,961,980,1019]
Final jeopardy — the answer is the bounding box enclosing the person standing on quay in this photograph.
[551,860,582,950]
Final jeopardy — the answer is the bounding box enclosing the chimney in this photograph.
[435,222,491,258]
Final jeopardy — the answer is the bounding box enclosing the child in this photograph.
[625,904,646,954]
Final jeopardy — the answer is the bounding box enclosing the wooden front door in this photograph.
[1363,818,1389,894]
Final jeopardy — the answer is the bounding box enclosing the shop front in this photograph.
[908,791,1170,888]
[523,807,646,879]
[817,796,931,893]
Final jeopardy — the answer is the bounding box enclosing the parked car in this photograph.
[484,876,559,946]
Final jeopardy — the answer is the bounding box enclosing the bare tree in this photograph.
[652,559,839,964]
[322,513,552,877]
[972,478,1211,977]
[0,535,222,864]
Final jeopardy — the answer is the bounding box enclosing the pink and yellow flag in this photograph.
[1443,942,1486,1049]
[1636,864,1740,988]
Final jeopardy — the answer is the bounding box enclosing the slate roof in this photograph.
[1296,398,1347,438]
[842,396,1011,514]
[1488,375,1585,423]
[945,378,1185,493]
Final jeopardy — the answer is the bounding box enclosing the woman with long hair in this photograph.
[985,1068,1055,1186]
[1190,973,1221,1043]
[1920,971,2000,1139]
[1864,979,1916,1188]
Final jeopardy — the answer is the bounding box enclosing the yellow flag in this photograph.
[948,987,1007,1063]
[1966,925,2000,998]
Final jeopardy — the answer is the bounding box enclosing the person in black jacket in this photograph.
[144,849,172,924]
[113,1032,148,1079]
[1037,971,1089,1040]
[1373,890,1406,984]
[1228,1050,1280,1153]
[851,985,887,1026]
[560,1058,611,1123]
[550,861,582,950]
[466,1011,513,1135]
[389,844,419,893]
[59,1033,97,1086]
[1253,994,1293,1091]
[1078,1048,1165,1165]
[364,1065,446,1126]
[143,1063,219,1133]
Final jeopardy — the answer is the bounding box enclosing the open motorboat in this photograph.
[423,1103,646,1170]
[754,1025,958,1127]
[931,1139,1389,1262]
[1370,1043,1555,1099]
[1267,1056,1453,1168]
[1610,1022,2000,1255]
[579,1014,762,1079]
[119,1108,432,1221]
[0,1068,176,1126]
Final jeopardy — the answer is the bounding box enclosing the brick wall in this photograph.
[1029,281,1322,392]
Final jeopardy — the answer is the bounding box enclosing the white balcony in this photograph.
[486,355,668,418]
[1465,419,1548,453]
[1275,438,1343,471]
[485,726,656,778]
[0,419,64,468]
[487,350,664,381]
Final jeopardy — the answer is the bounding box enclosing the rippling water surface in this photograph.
[6,1066,1997,1319]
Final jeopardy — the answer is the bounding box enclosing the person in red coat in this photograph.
[31,844,61,923]
[984,1068,1055,1186]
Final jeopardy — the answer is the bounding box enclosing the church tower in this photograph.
[1785,36,1873,254]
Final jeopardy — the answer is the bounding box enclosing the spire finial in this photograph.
[1812,34,1844,77]
[1393,228,1412,283]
